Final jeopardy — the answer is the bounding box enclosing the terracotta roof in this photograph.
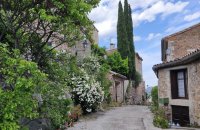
[153,49,200,72]
[162,22,200,39]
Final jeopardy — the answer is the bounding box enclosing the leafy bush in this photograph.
[68,105,83,125]
[151,86,158,107]
[0,45,47,130]
[107,51,129,77]
[0,47,73,129]
[153,107,169,129]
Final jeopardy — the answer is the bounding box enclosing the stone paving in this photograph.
[68,105,200,130]
[68,105,160,130]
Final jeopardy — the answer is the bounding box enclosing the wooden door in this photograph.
[172,105,190,126]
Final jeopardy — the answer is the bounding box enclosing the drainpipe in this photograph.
[123,80,125,103]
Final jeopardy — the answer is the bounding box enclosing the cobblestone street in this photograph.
[68,105,161,130]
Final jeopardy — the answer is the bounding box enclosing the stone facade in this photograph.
[154,23,200,126]
[162,23,200,62]
[158,60,200,125]
[135,53,146,104]
[54,27,99,60]
[135,53,143,76]
[106,44,146,104]
[108,71,127,103]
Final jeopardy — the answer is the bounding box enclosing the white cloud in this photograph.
[89,0,189,39]
[132,1,189,26]
[134,35,142,42]
[165,20,200,34]
[184,12,200,22]
[89,0,189,87]
[146,33,161,41]
[138,50,161,86]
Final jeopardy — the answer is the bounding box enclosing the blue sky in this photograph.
[89,0,200,87]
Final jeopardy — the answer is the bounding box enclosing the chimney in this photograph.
[110,43,115,50]
[166,41,175,61]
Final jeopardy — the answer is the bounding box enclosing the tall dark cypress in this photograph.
[117,1,128,59]
[124,0,136,80]
[128,4,136,80]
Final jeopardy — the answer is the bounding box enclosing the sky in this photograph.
[89,0,200,87]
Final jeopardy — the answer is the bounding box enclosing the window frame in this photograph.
[170,69,188,99]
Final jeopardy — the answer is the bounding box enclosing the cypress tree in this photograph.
[117,0,136,81]
[128,5,136,80]
[117,1,128,59]
[124,0,136,80]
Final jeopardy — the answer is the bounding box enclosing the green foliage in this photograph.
[97,64,112,101]
[126,1,136,80]
[91,44,107,64]
[153,108,169,129]
[0,46,74,129]
[39,52,76,128]
[117,1,129,59]
[0,0,99,65]
[91,45,112,103]
[107,51,129,77]
[150,86,168,129]
[135,71,142,87]
[0,45,47,130]
[151,86,158,107]
[117,0,136,80]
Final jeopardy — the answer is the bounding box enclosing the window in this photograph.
[170,69,188,99]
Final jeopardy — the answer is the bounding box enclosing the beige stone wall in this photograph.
[108,73,125,103]
[158,60,200,125]
[92,29,99,45]
[135,54,143,77]
[164,25,200,62]
[54,27,98,60]
[188,60,200,125]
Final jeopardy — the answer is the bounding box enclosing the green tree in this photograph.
[0,0,99,66]
[117,1,128,59]
[124,0,136,80]
[91,44,107,64]
[107,51,129,77]
[151,86,158,107]
[117,0,136,81]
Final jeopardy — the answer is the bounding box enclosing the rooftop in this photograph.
[153,49,200,72]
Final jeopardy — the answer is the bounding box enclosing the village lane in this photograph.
[68,105,161,130]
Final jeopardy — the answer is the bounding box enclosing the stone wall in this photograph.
[135,53,143,76]
[163,24,200,62]
[188,60,200,125]
[108,72,126,103]
[158,60,200,125]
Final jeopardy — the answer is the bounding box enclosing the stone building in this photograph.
[108,71,128,103]
[54,26,99,59]
[153,23,200,126]
[107,43,146,104]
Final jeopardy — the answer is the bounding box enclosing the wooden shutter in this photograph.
[184,70,188,99]
[171,70,178,99]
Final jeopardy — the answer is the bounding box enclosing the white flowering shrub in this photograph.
[81,56,101,76]
[70,69,104,113]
